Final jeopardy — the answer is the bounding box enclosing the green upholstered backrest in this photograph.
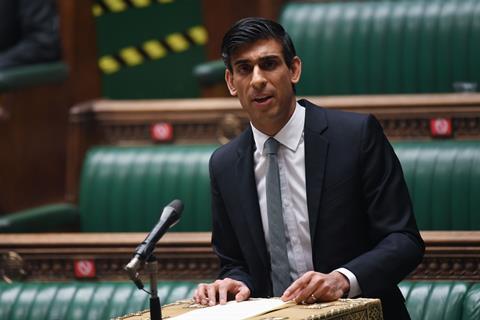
[280,0,480,95]
[463,283,480,320]
[78,145,217,232]
[77,141,480,232]
[2,281,479,320]
[399,281,480,320]
[393,141,480,230]
[0,281,197,320]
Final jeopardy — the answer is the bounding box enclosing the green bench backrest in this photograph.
[77,141,480,232]
[79,145,217,232]
[399,281,480,320]
[394,141,480,230]
[280,0,480,95]
[0,281,197,320]
[1,281,479,320]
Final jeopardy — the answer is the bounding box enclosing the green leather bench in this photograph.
[195,0,480,95]
[0,62,68,92]
[77,145,216,232]
[399,281,480,320]
[394,141,480,230]
[0,141,479,232]
[0,144,217,232]
[0,281,198,320]
[1,281,479,320]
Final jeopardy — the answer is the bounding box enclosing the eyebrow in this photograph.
[233,54,282,66]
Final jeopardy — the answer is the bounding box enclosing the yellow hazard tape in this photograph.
[188,26,208,45]
[143,40,167,59]
[98,56,121,74]
[98,25,208,75]
[93,0,175,17]
[120,47,144,66]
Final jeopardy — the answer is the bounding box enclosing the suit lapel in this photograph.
[301,100,329,248]
[235,128,270,270]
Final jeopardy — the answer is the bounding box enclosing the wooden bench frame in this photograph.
[1,231,479,282]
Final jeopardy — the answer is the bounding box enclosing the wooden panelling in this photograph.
[0,0,101,215]
[201,0,285,61]
[0,84,70,213]
[1,231,479,282]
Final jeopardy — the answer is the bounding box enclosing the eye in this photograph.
[235,64,252,75]
[260,59,278,70]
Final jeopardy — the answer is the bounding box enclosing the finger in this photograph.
[195,284,208,305]
[282,272,314,300]
[193,287,200,304]
[206,283,218,306]
[294,274,324,304]
[235,284,251,301]
[218,281,229,305]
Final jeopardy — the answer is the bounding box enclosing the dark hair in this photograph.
[221,17,297,71]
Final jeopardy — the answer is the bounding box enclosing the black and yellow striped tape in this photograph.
[98,25,208,74]
[93,0,174,17]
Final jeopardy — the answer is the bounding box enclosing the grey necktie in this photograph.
[264,137,291,296]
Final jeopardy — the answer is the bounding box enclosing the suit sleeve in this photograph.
[209,152,254,292]
[342,114,424,297]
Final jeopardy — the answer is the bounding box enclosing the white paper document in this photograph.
[170,298,289,320]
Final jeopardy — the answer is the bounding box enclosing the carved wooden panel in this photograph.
[0,233,218,282]
[1,231,479,282]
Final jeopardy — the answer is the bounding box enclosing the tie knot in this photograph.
[265,137,280,155]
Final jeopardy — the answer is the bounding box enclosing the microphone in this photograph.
[125,199,183,288]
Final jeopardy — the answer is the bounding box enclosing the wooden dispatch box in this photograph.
[115,298,383,320]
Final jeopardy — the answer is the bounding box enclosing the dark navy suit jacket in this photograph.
[209,99,424,319]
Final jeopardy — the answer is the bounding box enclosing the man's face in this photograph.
[225,39,301,136]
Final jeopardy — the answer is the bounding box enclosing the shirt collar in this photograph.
[251,102,305,156]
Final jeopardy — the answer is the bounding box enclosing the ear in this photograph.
[290,56,302,85]
[225,69,237,96]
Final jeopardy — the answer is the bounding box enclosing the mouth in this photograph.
[252,95,273,105]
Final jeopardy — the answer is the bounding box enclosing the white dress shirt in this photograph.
[251,102,361,298]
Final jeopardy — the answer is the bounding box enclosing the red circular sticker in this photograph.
[151,122,174,142]
[74,259,96,278]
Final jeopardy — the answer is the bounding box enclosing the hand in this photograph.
[193,278,251,306]
[281,271,349,304]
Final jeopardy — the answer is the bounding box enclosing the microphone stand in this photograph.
[146,255,162,320]
[125,255,162,320]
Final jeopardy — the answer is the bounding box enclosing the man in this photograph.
[193,17,424,319]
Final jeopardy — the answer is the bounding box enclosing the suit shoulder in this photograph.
[303,99,374,133]
[323,107,371,126]
[210,128,250,172]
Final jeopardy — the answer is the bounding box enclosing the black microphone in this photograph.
[135,199,183,260]
[125,199,183,288]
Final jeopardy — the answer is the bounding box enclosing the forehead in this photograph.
[230,39,284,64]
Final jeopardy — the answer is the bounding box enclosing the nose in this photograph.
[251,65,266,90]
